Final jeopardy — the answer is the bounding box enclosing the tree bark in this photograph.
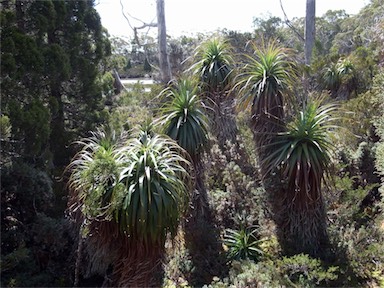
[156,0,172,84]
[305,0,316,65]
[112,69,124,95]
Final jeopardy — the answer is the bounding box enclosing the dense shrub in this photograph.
[209,254,338,288]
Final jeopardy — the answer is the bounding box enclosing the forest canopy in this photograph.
[1,0,383,287]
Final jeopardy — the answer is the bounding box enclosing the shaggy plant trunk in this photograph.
[251,93,285,153]
[210,91,238,146]
[74,221,164,287]
[253,94,329,258]
[110,242,164,287]
[267,177,330,257]
[191,159,209,219]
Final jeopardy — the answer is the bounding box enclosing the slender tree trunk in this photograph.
[156,0,172,84]
[16,0,25,31]
[49,84,68,166]
[112,69,124,95]
[305,0,316,65]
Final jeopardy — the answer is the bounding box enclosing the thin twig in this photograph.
[120,0,157,46]
[279,0,305,42]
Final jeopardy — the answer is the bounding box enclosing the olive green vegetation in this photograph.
[67,126,192,286]
[1,0,384,287]
[158,78,208,163]
[189,37,238,144]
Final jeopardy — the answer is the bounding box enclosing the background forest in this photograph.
[1,0,384,287]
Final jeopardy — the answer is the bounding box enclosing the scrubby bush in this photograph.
[209,254,338,288]
[1,163,73,287]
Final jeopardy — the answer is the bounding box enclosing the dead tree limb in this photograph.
[279,0,305,42]
[120,0,156,46]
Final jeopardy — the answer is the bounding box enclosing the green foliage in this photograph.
[338,91,379,148]
[235,40,296,130]
[1,0,110,168]
[0,114,11,140]
[1,247,30,273]
[101,71,115,97]
[223,226,263,261]
[314,10,349,57]
[159,78,208,161]
[1,162,54,228]
[204,138,265,229]
[372,71,384,186]
[8,99,50,158]
[277,254,338,287]
[67,126,192,246]
[1,163,72,287]
[264,97,337,194]
[190,37,234,93]
[342,226,384,285]
[144,57,152,72]
[326,167,383,286]
[163,237,194,287]
[253,15,283,41]
[210,255,338,288]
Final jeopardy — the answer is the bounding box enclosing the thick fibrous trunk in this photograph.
[267,177,329,258]
[305,0,316,65]
[157,0,172,84]
[253,92,329,258]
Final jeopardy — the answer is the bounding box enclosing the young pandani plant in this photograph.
[223,225,264,261]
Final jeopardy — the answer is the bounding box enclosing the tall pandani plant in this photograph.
[263,97,338,256]
[66,126,192,287]
[189,37,237,144]
[234,40,297,170]
[235,41,337,257]
[158,78,209,215]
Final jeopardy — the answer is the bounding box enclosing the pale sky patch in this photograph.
[95,0,370,38]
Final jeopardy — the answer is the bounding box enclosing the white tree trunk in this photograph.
[305,0,316,65]
[157,0,172,84]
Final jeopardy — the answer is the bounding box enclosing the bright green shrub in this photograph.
[223,226,263,261]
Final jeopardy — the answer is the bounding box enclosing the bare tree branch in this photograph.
[120,0,157,46]
[118,0,170,81]
[280,0,305,42]
[119,0,134,30]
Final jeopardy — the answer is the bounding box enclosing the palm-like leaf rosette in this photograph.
[159,78,208,163]
[116,130,192,244]
[235,41,297,149]
[68,126,192,247]
[190,37,234,94]
[263,98,337,208]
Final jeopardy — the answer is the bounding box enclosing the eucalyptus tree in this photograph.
[305,0,316,64]
[67,126,192,287]
[120,0,171,83]
[235,41,335,257]
[156,0,172,83]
